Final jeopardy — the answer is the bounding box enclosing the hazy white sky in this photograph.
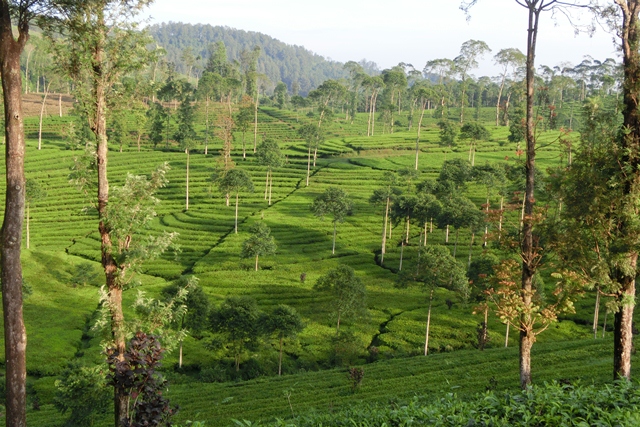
[147,0,617,76]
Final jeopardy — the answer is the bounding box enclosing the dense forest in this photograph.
[147,22,353,95]
[1,1,640,427]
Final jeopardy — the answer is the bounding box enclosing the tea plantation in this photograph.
[1,106,636,426]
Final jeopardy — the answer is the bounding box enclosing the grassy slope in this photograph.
[0,106,631,425]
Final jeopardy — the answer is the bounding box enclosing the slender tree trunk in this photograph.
[593,288,600,339]
[336,310,341,333]
[424,288,434,356]
[25,205,29,250]
[399,240,404,271]
[264,169,269,200]
[519,3,542,391]
[59,93,62,117]
[0,11,28,424]
[613,0,640,382]
[255,254,259,271]
[332,221,337,254]
[235,192,239,234]
[278,336,283,376]
[468,232,475,269]
[179,340,183,368]
[185,149,190,211]
[253,95,258,153]
[415,102,426,170]
[381,197,389,263]
[204,97,209,155]
[38,82,51,150]
[269,172,273,206]
[505,322,510,347]
[306,145,311,187]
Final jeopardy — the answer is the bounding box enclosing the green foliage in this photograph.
[209,296,263,371]
[314,265,367,332]
[162,276,210,335]
[54,363,111,427]
[218,169,254,196]
[437,120,459,147]
[241,222,277,270]
[311,187,352,225]
[70,262,100,287]
[108,332,178,427]
[255,138,285,170]
[256,381,640,427]
[459,121,491,142]
[508,108,525,143]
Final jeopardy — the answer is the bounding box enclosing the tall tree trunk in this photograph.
[0,8,28,423]
[415,103,426,170]
[255,254,259,271]
[278,336,284,376]
[253,95,258,153]
[505,322,510,347]
[332,221,337,254]
[613,0,640,382]
[179,340,183,368]
[269,172,273,206]
[235,192,239,234]
[185,149,190,211]
[204,97,210,155]
[424,288,434,356]
[38,81,51,150]
[306,145,311,186]
[59,93,62,117]
[381,197,389,263]
[264,169,269,200]
[593,288,600,339]
[519,2,542,390]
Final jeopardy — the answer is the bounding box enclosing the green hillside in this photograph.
[3,106,635,426]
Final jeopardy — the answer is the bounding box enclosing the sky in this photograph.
[146,0,617,77]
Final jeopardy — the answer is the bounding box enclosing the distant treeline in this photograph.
[147,22,360,95]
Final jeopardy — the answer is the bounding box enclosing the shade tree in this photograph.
[161,275,210,368]
[217,169,254,234]
[298,123,325,186]
[459,122,490,166]
[255,138,285,205]
[311,187,353,255]
[314,265,367,333]
[369,172,401,263]
[262,305,304,375]
[396,245,467,356]
[241,222,277,271]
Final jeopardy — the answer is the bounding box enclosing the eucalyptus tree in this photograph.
[263,305,304,375]
[454,39,491,123]
[196,71,218,155]
[494,48,526,126]
[241,222,277,271]
[235,96,254,159]
[314,265,367,333]
[308,79,346,145]
[381,66,408,132]
[396,245,467,356]
[256,138,285,205]
[298,123,324,186]
[369,172,401,263]
[0,2,50,423]
[437,194,483,257]
[459,122,490,166]
[461,0,593,389]
[218,169,254,234]
[44,1,164,422]
[173,83,197,210]
[411,84,433,169]
[424,58,456,118]
[362,75,385,136]
[344,60,366,123]
[311,187,353,255]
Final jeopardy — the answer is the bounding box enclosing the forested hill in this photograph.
[147,22,350,94]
